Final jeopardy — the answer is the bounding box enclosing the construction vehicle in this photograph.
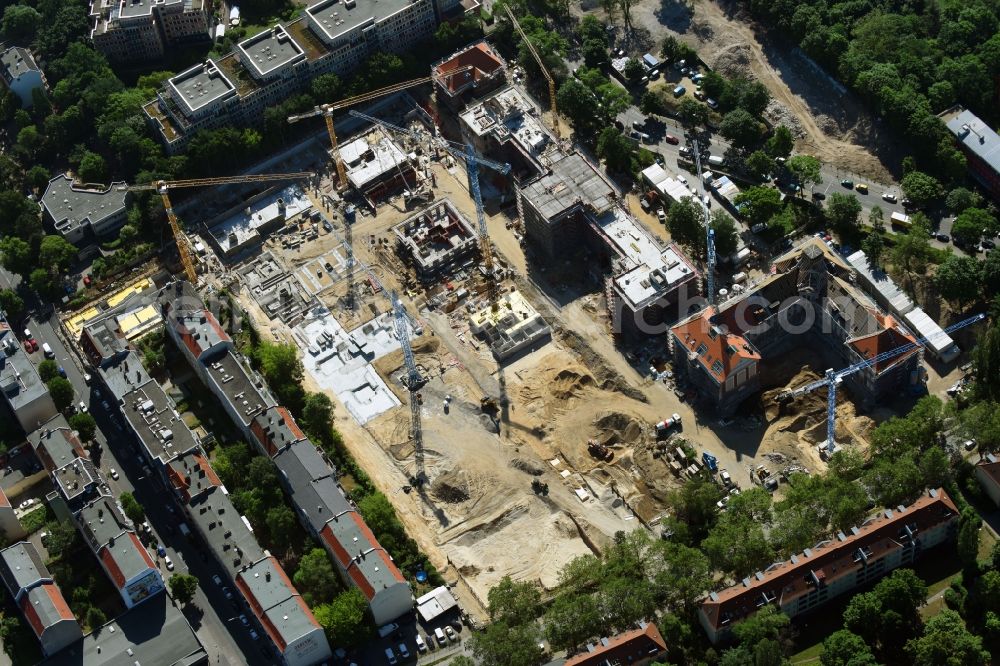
[587,439,613,462]
[120,172,314,283]
[701,451,718,473]
[779,313,985,454]
[503,5,560,141]
[655,414,682,435]
[719,468,732,486]
[287,65,473,190]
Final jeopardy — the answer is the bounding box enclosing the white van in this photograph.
[434,627,448,646]
[42,343,54,358]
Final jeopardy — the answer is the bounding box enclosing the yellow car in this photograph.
[855,183,869,194]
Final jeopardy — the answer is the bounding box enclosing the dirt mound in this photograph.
[551,368,595,400]
[764,99,805,138]
[431,471,471,503]
[558,330,647,403]
[509,458,544,476]
[712,43,753,79]
[411,335,440,355]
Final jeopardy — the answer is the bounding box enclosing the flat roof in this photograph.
[168,61,237,114]
[943,107,1000,177]
[0,323,51,414]
[76,494,132,551]
[81,318,129,364]
[40,174,128,235]
[208,185,311,255]
[186,486,263,577]
[307,0,413,42]
[41,594,207,666]
[118,0,160,18]
[203,350,274,429]
[237,25,305,78]
[415,585,457,623]
[343,131,410,190]
[0,542,50,597]
[53,457,99,503]
[460,87,551,152]
[1,46,41,79]
[522,151,615,221]
[120,376,199,464]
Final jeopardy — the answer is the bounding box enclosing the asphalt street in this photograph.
[0,267,268,666]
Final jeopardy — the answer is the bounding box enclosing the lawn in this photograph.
[18,504,51,535]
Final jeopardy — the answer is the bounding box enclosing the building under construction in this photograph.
[669,238,923,416]
[342,128,417,205]
[469,289,551,360]
[392,199,479,283]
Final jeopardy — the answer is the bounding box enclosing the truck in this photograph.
[890,211,911,228]
[655,414,682,433]
[701,452,718,472]
[707,155,725,167]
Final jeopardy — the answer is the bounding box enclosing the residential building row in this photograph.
[0,318,57,434]
[89,0,214,63]
[156,280,414,625]
[698,488,958,643]
[143,0,460,154]
[81,310,332,666]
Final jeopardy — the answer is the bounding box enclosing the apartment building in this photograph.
[144,0,441,154]
[160,281,413,625]
[0,542,82,657]
[40,174,130,246]
[565,623,667,666]
[941,106,1000,202]
[433,41,507,111]
[89,0,212,63]
[0,319,57,434]
[698,488,959,643]
[0,46,47,108]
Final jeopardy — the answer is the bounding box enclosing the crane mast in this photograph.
[503,5,561,141]
[391,290,426,485]
[781,313,986,452]
[691,140,715,305]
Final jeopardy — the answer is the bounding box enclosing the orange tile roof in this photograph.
[671,308,761,383]
[847,313,919,373]
[20,582,75,638]
[435,42,504,94]
[700,488,958,633]
[564,623,667,666]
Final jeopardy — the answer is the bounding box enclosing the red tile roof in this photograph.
[671,308,760,383]
[564,623,667,666]
[98,533,154,589]
[320,512,405,601]
[435,42,504,94]
[700,489,958,633]
[847,313,919,373]
[977,455,1000,492]
[250,407,305,456]
[167,452,222,501]
[19,583,76,638]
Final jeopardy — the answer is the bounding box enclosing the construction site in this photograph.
[130,36,971,617]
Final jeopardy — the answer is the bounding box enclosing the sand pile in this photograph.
[712,43,753,79]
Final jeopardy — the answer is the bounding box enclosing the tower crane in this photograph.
[503,4,560,141]
[287,65,473,190]
[390,289,427,486]
[691,139,715,305]
[346,109,511,313]
[119,172,315,284]
[779,313,985,454]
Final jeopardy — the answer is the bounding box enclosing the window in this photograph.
[712,360,724,375]
[696,343,708,356]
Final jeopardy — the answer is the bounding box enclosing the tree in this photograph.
[597,127,633,174]
[470,620,543,666]
[47,377,74,412]
[843,591,882,644]
[984,251,1000,299]
[85,606,106,630]
[786,154,822,189]
[891,217,935,273]
[678,98,709,128]
[30,268,62,301]
[825,193,862,234]
[973,322,1000,403]
[556,79,598,131]
[582,38,607,68]
[544,592,602,650]
[578,15,608,45]
[821,629,877,666]
[766,125,794,158]
[119,492,144,525]
[906,609,989,666]
[952,207,993,247]
[668,478,722,542]
[623,58,645,83]
[734,187,783,228]
[958,507,982,568]
[618,0,633,31]
[651,542,712,612]
[667,197,707,252]
[861,232,885,267]
[302,392,334,439]
[0,237,33,277]
[745,150,774,180]
[265,505,298,546]
[43,520,80,558]
[946,187,983,213]
[77,152,107,184]
[487,575,541,626]
[598,576,656,630]
[313,588,370,647]
[900,171,943,209]
[357,492,400,538]
[310,73,341,102]
[293,549,340,607]
[934,255,981,308]
[701,513,774,578]
[38,360,59,382]
[711,210,740,257]
[2,5,42,40]
[719,109,763,149]
[918,446,950,488]
[15,125,42,160]
[39,235,78,272]
[731,605,790,647]
[168,573,199,606]
[69,413,97,441]
[253,341,304,410]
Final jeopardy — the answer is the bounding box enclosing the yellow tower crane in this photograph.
[287,65,474,190]
[120,172,315,283]
[503,4,560,141]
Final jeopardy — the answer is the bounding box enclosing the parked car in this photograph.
[157,545,166,557]
[445,625,457,641]
[982,239,996,250]
[664,134,679,145]
[881,192,897,203]
[398,643,410,659]
[18,499,35,510]
[57,366,66,378]
[694,90,706,100]
[164,556,174,571]
[78,401,88,413]
[935,233,950,242]
[223,586,234,600]
[249,630,259,641]
[83,275,92,287]
[812,191,826,201]
[855,183,868,194]
[109,468,119,480]
[841,179,854,189]
[415,635,428,653]
[752,223,767,233]
[23,340,34,353]
[706,98,719,109]
[385,647,398,665]
[434,627,447,646]
[212,574,222,585]
[239,614,249,627]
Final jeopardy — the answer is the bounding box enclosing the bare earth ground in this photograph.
[576,0,898,182]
